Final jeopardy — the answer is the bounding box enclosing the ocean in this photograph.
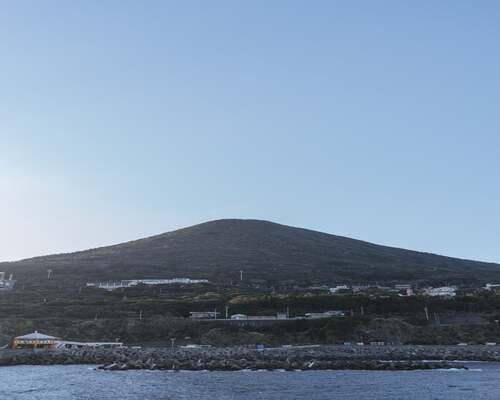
[0,363,497,399]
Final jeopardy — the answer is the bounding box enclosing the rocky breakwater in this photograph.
[0,345,479,371]
[0,348,117,367]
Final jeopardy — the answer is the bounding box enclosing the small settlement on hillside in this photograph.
[189,310,345,321]
[86,278,209,291]
[327,284,459,298]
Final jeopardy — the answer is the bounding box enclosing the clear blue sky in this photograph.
[1,1,499,263]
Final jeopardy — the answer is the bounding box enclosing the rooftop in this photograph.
[15,331,59,340]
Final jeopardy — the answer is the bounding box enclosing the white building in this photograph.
[0,272,15,291]
[189,311,220,319]
[305,310,345,319]
[422,286,456,298]
[329,285,349,294]
[230,314,248,320]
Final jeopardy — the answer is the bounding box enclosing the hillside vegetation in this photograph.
[2,219,500,287]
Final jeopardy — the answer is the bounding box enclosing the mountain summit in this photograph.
[4,219,500,285]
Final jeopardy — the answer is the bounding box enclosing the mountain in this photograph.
[2,219,500,286]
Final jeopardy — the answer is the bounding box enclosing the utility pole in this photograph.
[225,306,229,319]
[424,306,429,321]
[214,308,217,320]
[139,310,143,320]
[47,269,53,280]
[240,270,243,282]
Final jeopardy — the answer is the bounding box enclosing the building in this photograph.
[394,284,412,290]
[485,283,500,293]
[11,331,59,349]
[0,272,15,291]
[329,285,349,294]
[230,314,248,320]
[180,344,212,349]
[276,312,288,320]
[305,310,345,319]
[351,285,372,293]
[240,315,278,320]
[422,286,456,298]
[189,311,220,319]
[56,341,124,349]
[394,284,414,296]
[229,313,289,321]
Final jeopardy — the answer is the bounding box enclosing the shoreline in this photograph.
[4,344,500,371]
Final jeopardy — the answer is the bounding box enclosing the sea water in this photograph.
[0,363,497,399]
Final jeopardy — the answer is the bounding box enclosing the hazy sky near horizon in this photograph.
[1,1,499,263]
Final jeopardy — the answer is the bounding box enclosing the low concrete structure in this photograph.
[56,341,124,349]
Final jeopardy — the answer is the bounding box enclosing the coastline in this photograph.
[3,344,500,371]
